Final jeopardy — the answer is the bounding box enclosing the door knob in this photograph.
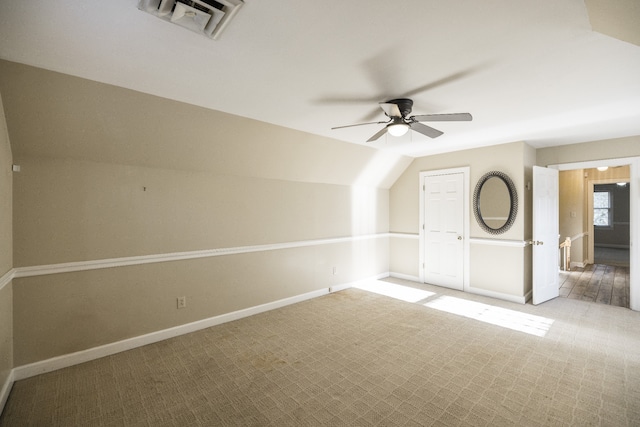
[457,236,462,240]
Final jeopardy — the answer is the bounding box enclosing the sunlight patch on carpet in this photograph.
[355,280,436,303]
[424,295,554,337]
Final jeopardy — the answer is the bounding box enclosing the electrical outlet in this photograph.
[177,296,186,309]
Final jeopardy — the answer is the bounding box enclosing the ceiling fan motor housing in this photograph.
[386,98,413,117]
[331,97,471,142]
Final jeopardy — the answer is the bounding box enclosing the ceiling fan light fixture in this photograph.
[331,98,472,142]
[387,122,409,137]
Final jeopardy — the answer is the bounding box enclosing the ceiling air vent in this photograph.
[138,0,243,40]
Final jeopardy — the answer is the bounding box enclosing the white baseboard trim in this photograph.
[13,288,325,381]
[0,370,14,415]
[524,289,532,304]
[11,274,384,382]
[389,272,421,282]
[328,282,353,293]
[389,273,527,304]
[570,261,587,269]
[466,285,527,305]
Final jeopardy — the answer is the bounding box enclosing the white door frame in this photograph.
[419,167,470,292]
[550,156,639,311]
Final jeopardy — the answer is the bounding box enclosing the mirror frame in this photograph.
[473,171,518,234]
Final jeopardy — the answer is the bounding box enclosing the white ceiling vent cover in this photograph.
[138,0,243,40]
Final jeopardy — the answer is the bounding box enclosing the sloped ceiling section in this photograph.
[0,61,411,188]
[585,0,640,46]
[0,0,639,158]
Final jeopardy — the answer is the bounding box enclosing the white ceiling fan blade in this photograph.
[409,122,444,138]
[331,120,389,130]
[366,127,388,142]
[379,102,402,118]
[412,113,473,122]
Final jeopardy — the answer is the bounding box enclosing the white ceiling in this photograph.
[1,0,639,158]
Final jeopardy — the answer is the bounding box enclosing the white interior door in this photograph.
[533,166,559,305]
[423,172,464,290]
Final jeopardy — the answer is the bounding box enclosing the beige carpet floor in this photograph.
[1,277,639,426]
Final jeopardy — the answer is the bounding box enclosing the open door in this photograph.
[533,166,559,305]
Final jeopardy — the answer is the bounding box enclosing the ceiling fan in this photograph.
[332,98,472,142]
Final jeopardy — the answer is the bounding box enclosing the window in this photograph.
[594,190,612,227]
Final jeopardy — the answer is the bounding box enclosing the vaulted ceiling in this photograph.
[1,0,639,158]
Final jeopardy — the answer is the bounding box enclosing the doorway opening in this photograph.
[554,162,634,309]
[592,182,630,267]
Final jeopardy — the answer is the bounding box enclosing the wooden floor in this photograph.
[559,264,630,308]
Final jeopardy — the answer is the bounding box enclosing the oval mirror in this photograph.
[473,171,518,234]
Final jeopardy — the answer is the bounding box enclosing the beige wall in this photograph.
[1,61,403,366]
[391,141,528,238]
[390,141,531,298]
[14,238,388,365]
[0,94,10,275]
[536,136,640,166]
[585,0,640,46]
[469,244,524,295]
[12,157,390,267]
[11,156,390,365]
[0,92,13,393]
[559,170,587,264]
